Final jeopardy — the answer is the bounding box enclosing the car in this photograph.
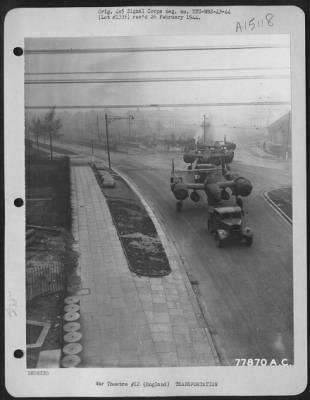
[207,206,253,247]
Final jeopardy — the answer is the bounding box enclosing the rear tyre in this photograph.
[215,233,223,248]
[176,201,183,213]
[207,219,212,233]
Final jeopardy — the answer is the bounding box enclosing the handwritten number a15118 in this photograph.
[236,13,274,32]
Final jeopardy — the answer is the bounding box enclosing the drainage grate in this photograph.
[75,288,91,296]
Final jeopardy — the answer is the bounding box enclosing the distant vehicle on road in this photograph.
[183,145,234,165]
[207,206,253,247]
[214,139,236,151]
[183,143,235,165]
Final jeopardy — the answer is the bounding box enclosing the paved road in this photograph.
[52,140,293,365]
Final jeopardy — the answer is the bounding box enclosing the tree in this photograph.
[44,107,62,139]
[29,117,44,138]
[29,107,62,141]
[28,117,44,155]
[29,107,62,159]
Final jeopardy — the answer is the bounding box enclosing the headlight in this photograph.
[218,229,229,239]
[243,227,253,236]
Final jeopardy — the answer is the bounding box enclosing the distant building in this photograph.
[267,112,291,159]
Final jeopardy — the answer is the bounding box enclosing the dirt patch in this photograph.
[93,167,171,277]
[27,229,67,262]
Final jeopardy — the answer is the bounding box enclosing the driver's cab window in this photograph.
[220,211,240,220]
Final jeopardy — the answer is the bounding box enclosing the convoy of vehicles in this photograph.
[170,138,254,247]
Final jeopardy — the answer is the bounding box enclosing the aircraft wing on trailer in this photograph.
[170,160,252,212]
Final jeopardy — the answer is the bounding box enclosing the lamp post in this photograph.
[105,113,134,169]
[150,105,160,147]
[105,113,134,168]
[105,113,111,169]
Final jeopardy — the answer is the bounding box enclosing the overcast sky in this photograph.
[25,35,291,131]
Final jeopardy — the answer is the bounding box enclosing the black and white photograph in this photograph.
[4,5,307,397]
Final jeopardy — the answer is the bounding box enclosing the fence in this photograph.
[26,262,66,302]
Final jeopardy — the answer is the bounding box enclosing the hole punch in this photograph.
[14,198,24,207]
[14,349,24,359]
[13,47,23,56]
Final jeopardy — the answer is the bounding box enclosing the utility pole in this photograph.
[203,114,206,145]
[128,115,131,138]
[128,114,134,138]
[157,108,161,139]
[49,128,53,160]
[96,115,100,140]
[91,139,94,163]
[105,113,111,169]
[286,111,290,161]
[35,119,41,155]
[36,133,40,156]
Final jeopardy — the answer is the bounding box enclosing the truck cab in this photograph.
[207,206,253,247]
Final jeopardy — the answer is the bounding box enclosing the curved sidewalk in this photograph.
[71,165,218,367]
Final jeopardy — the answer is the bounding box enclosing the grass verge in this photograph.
[93,165,171,277]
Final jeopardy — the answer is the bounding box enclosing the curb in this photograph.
[262,191,292,225]
[111,165,224,366]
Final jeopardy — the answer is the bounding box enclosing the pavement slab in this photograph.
[71,165,218,367]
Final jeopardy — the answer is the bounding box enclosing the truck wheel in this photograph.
[215,233,223,248]
[176,201,183,213]
[245,236,253,246]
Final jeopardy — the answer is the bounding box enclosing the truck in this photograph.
[207,205,253,247]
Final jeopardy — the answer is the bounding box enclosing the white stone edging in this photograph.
[262,191,292,225]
